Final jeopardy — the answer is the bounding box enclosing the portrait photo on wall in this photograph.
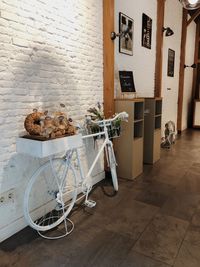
[141,13,152,49]
[119,12,133,56]
[167,49,175,77]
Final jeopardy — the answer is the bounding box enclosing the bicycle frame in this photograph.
[81,129,112,176]
[52,112,127,205]
[64,122,114,203]
[21,111,127,238]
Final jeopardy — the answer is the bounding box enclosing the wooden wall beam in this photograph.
[103,0,115,118]
[155,0,165,97]
[187,8,200,27]
[192,21,200,99]
[177,9,188,133]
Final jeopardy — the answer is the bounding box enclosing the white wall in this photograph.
[182,18,196,130]
[115,0,157,97]
[161,0,183,133]
[0,0,103,242]
[115,0,196,135]
[161,0,196,133]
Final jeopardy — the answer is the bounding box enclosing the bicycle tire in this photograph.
[24,158,78,232]
[107,145,118,191]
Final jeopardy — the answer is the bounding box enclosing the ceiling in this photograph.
[178,0,200,23]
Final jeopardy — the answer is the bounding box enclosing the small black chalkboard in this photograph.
[119,71,135,92]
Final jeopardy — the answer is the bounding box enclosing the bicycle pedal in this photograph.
[84,200,96,208]
[55,203,63,211]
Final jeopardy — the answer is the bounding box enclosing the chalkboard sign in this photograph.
[119,71,135,92]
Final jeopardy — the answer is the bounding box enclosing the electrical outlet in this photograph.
[0,189,15,206]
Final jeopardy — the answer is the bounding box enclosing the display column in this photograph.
[114,99,144,180]
[143,98,162,164]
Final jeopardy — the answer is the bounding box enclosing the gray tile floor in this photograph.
[1,129,200,267]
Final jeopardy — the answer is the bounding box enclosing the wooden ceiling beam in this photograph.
[187,8,200,26]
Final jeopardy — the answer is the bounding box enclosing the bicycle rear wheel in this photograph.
[24,158,78,232]
[107,145,118,191]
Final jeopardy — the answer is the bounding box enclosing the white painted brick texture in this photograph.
[0,0,103,241]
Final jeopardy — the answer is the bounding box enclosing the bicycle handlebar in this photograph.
[103,112,129,123]
[90,111,129,126]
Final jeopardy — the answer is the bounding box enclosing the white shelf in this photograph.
[134,121,143,138]
[17,134,83,158]
[134,102,144,120]
[155,100,162,115]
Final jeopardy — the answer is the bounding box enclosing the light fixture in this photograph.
[111,25,132,40]
[184,63,197,68]
[111,31,122,40]
[162,27,174,37]
[179,0,200,10]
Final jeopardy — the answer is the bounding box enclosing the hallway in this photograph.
[1,129,200,267]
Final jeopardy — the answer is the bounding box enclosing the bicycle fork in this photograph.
[105,141,117,168]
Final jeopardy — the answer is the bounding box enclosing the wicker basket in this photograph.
[86,120,121,139]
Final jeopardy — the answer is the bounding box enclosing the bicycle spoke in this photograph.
[24,158,78,232]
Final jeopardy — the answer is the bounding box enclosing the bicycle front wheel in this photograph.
[107,145,118,191]
[24,158,78,232]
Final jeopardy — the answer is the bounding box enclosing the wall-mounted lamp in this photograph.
[111,31,122,40]
[179,0,200,10]
[111,26,132,41]
[184,63,197,68]
[163,27,174,37]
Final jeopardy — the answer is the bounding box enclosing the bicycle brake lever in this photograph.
[121,112,129,121]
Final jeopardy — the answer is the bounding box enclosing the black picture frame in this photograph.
[119,12,134,56]
[119,71,136,93]
[141,13,152,49]
[167,49,175,77]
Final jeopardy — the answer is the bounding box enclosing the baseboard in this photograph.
[0,172,105,243]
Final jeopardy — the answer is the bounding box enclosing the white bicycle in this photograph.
[22,112,128,238]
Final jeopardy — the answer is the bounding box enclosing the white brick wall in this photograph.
[0,0,103,241]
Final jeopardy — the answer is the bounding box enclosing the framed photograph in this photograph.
[119,71,135,93]
[167,49,175,77]
[119,12,133,56]
[142,13,152,49]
